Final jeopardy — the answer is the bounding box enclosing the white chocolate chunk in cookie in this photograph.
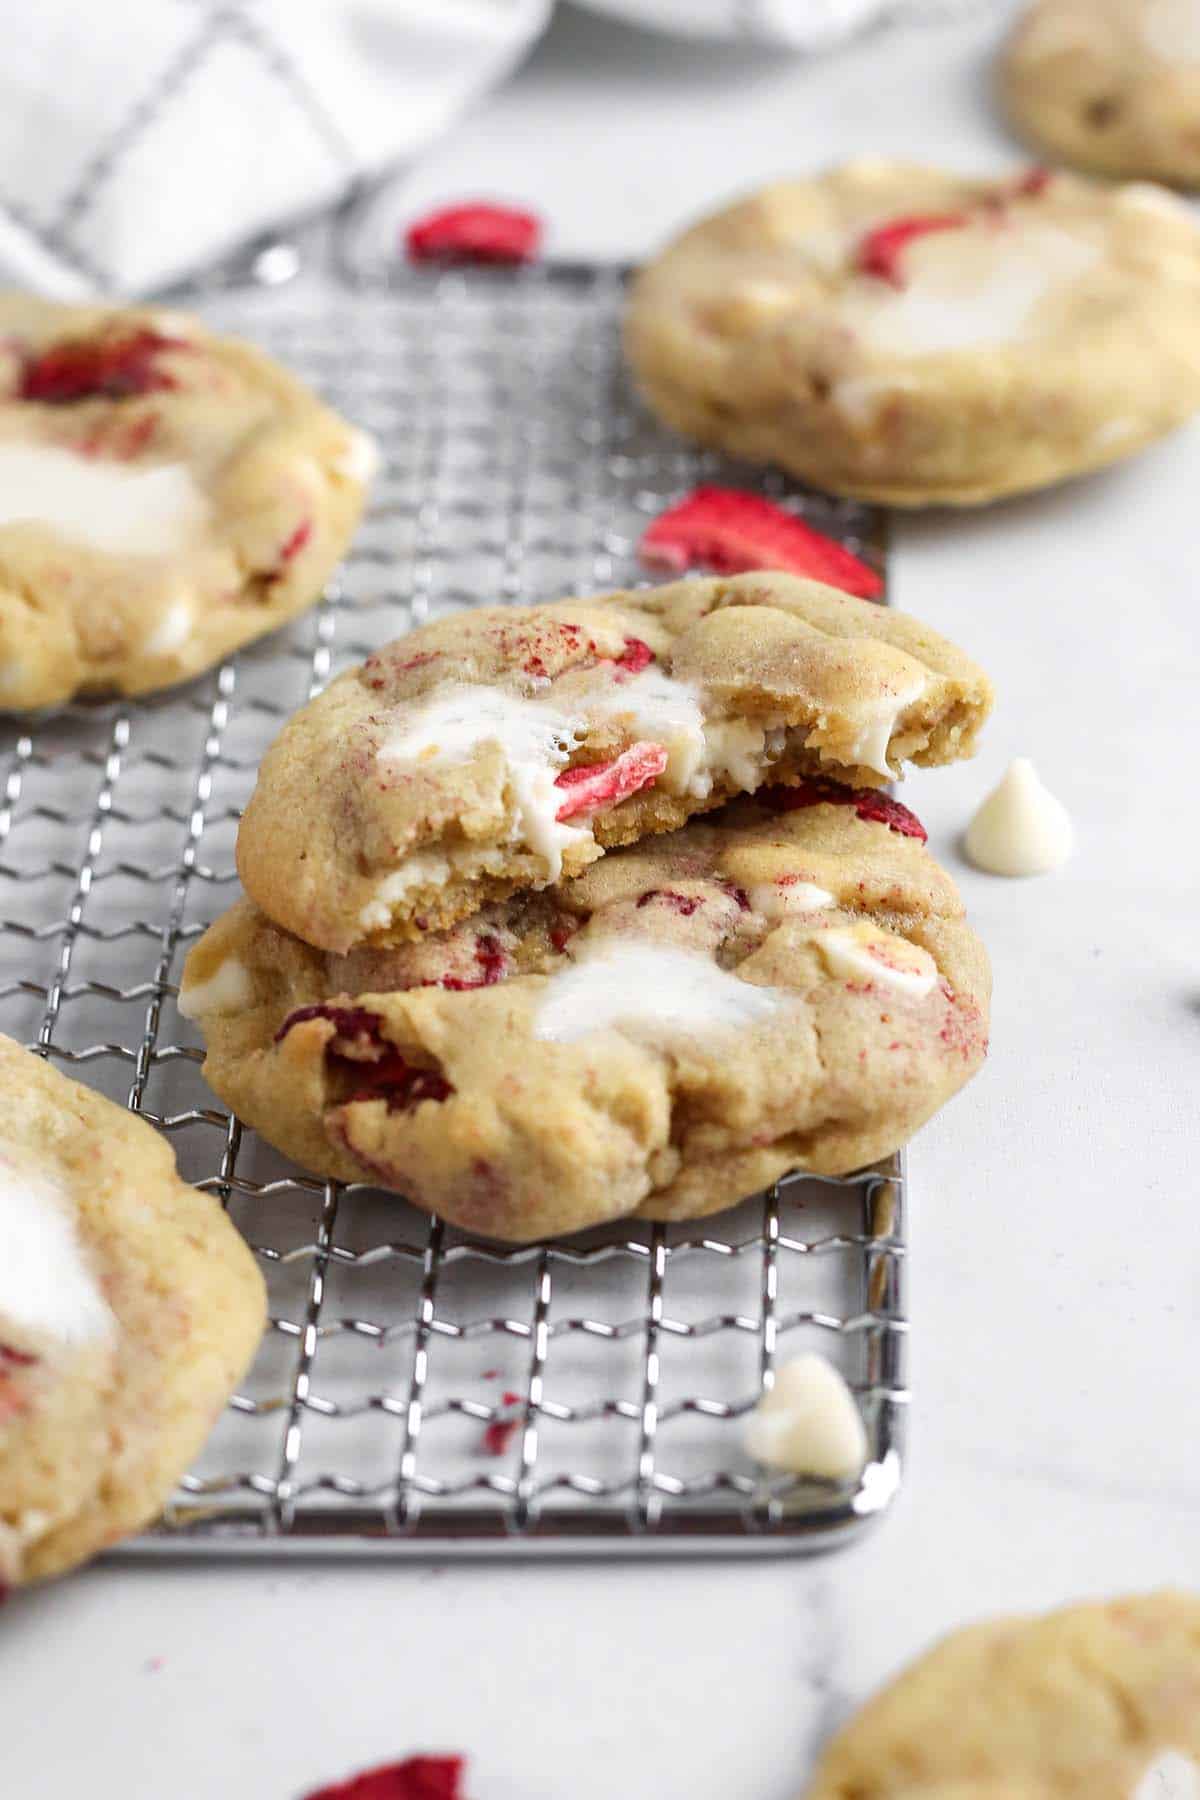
[743,1353,868,1481]
[534,942,789,1046]
[143,598,193,656]
[816,923,939,997]
[843,224,1100,357]
[0,1153,114,1344]
[178,955,253,1020]
[335,427,381,485]
[747,878,834,919]
[0,444,209,556]
[1133,1750,1200,1800]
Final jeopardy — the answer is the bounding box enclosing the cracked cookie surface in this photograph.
[0,1034,265,1584]
[0,293,375,709]
[803,1591,1200,1799]
[235,573,992,953]
[625,160,1200,506]
[1002,0,1200,189]
[185,788,989,1242]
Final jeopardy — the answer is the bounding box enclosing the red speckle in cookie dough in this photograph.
[303,1754,467,1800]
[436,933,509,991]
[855,214,968,288]
[1014,166,1052,198]
[21,330,183,403]
[280,519,313,562]
[762,779,927,843]
[636,888,702,916]
[405,200,541,266]
[639,486,883,599]
[554,741,668,821]
[481,1392,523,1456]
[0,1344,37,1368]
[275,1003,384,1049]
[548,919,581,952]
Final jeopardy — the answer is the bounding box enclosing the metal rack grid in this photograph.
[0,260,906,1556]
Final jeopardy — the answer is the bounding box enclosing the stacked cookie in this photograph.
[181,572,994,1242]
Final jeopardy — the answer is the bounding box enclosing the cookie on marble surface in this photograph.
[803,1591,1200,1798]
[184,787,989,1243]
[0,1034,265,1584]
[625,161,1200,506]
[235,573,992,953]
[1001,0,1200,189]
[0,293,376,709]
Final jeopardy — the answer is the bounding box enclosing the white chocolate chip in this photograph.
[1133,1751,1200,1800]
[964,757,1072,877]
[743,1353,868,1481]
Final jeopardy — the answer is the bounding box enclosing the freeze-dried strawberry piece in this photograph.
[613,636,653,675]
[481,1391,523,1456]
[275,1004,453,1111]
[855,213,967,288]
[405,202,541,266]
[639,486,883,599]
[0,1344,37,1368]
[304,1754,467,1800]
[554,741,668,821]
[21,329,182,403]
[763,779,927,843]
[275,1003,384,1049]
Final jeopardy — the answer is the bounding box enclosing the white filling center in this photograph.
[534,942,789,1046]
[0,1157,115,1345]
[844,674,926,778]
[0,444,210,556]
[846,224,1101,356]
[1133,1752,1200,1800]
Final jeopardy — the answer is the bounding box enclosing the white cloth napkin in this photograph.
[0,0,551,298]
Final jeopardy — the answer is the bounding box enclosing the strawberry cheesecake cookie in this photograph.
[183,784,989,1241]
[803,1591,1200,1798]
[625,160,1200,506]
[235,573,992,953]
[1002,0,1200,189]
[0,1035,265,1584]
[0,293,376,709]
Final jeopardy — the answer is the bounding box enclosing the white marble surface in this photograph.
[6,5,1200,1796]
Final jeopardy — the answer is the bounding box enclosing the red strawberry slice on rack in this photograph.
[20,329,182,403]
[405,203,541,266]
[304,1754,467,1800]
[855,213,967,287]
[554,741,668,821]
[639,486,882,599]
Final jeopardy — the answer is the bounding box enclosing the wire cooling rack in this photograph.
[0,253,906,1557]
